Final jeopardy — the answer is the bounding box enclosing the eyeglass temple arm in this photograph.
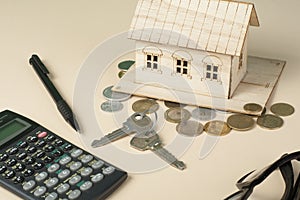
[279,160,294,200]
[291,171,300,199]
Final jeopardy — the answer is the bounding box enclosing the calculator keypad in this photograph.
[0,128,125,199]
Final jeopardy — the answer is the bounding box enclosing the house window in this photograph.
[239,53,244,69]
[176,59,189,75]
[206,64,220,81]
[146,54,159,71]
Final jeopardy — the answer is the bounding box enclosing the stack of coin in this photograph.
[101,85,131,112]
[176,120,204,137]
[227,114,255,131]
[191,107,217,121]
[204,120,231,136]
[132,99,159,114]
[118,60,135,78]
[164,108,191,123]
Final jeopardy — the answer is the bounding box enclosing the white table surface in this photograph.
[0,0,299,199]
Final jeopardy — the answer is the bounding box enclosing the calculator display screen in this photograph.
[0,119,31,146]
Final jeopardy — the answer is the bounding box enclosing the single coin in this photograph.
[164,108,191,123]
[102,85,131,102]
[257,114,284,130]
[244,103,263,113]
[270,103,295,117]
[118,60,135,71]
[132,99,159,114]
[176,120,204,137]
[118,70,127,79]
[204,121,231,136]
[227,114,255,131]
[191,107,217,121]
[164,101,186,108]
[100,101,123,112]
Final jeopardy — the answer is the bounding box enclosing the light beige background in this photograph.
[0,0,299,199]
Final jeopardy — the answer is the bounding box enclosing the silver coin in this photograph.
[270,103,295,117]
[191,107,217,121]
[257,114,284,130]
[164,108,191,123]
[164,101,186,108]
[100,101,123,112]
[176,120,204,137]
[132,99,159,114]
[102,85,131,102]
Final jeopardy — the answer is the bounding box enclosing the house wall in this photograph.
[134,41,232,99]
[229,35,249,98]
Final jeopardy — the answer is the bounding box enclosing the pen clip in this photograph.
[29,54,50,74]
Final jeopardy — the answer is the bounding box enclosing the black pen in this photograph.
[29,54,80,132]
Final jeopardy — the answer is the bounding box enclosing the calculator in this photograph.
[0,110,127,200]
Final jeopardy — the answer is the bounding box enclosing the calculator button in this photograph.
[58,169,70,179]
[0,165,7,174]
[5,170,15,179]
[63,144,73,152]
[19,141,28,149]
[23,180,36,191]
[0,154,9,162]
[24,169,35,177]
[91,173,104,183]
[46,177,59,188]
[68,189,81,200]
[103,166,115,175]
[48,163,60,173]
[54,139,64,147]
[7,158,17,167]
[81,167,93,177]
[33,162,44,170]
[80,181,93,191]
[25,157,36,165]
[45,192,58,200]
[36,140,46,148]
[27,146,37,154]
[92,160,104,169]
[81,155,93,164]
[59,156,72,165]
[27,136,38,143]
[17,152,27,160]
[34,186,47,197]
[14,176,25,184]
[38,131,48,138]
[15,163,25,172]
[46,135,56,142]
[35,172,48,182]
[70,162,82,171]
[44,145,55,152]
[44,156,54,163]
[69,175,81,185]
[57,183,70,194]
[71,149,83,158]
[53,150,63,157]
[36,151,46,159]
[8,147,19,155]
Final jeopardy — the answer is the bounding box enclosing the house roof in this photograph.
[128,0,259,57]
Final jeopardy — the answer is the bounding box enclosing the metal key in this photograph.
[130,131,186,170]
[92,113,154,148]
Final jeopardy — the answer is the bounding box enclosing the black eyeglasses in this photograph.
[224,151,300,200]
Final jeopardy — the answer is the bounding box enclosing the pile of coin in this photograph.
[100,85,131,112]
[117,60,135,78]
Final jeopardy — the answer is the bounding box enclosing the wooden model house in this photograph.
[128,0,259,99]
[114,0,285,114]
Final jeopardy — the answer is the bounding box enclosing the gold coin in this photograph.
[270,103,295,117]
[164,101,186,108]
[164,108,191,123]
[244,103,263,114]
[176,120,204,137]
[227,114,255,131]
[257,114,284,130]
[132,99,159,114]
[204,120,231,136]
